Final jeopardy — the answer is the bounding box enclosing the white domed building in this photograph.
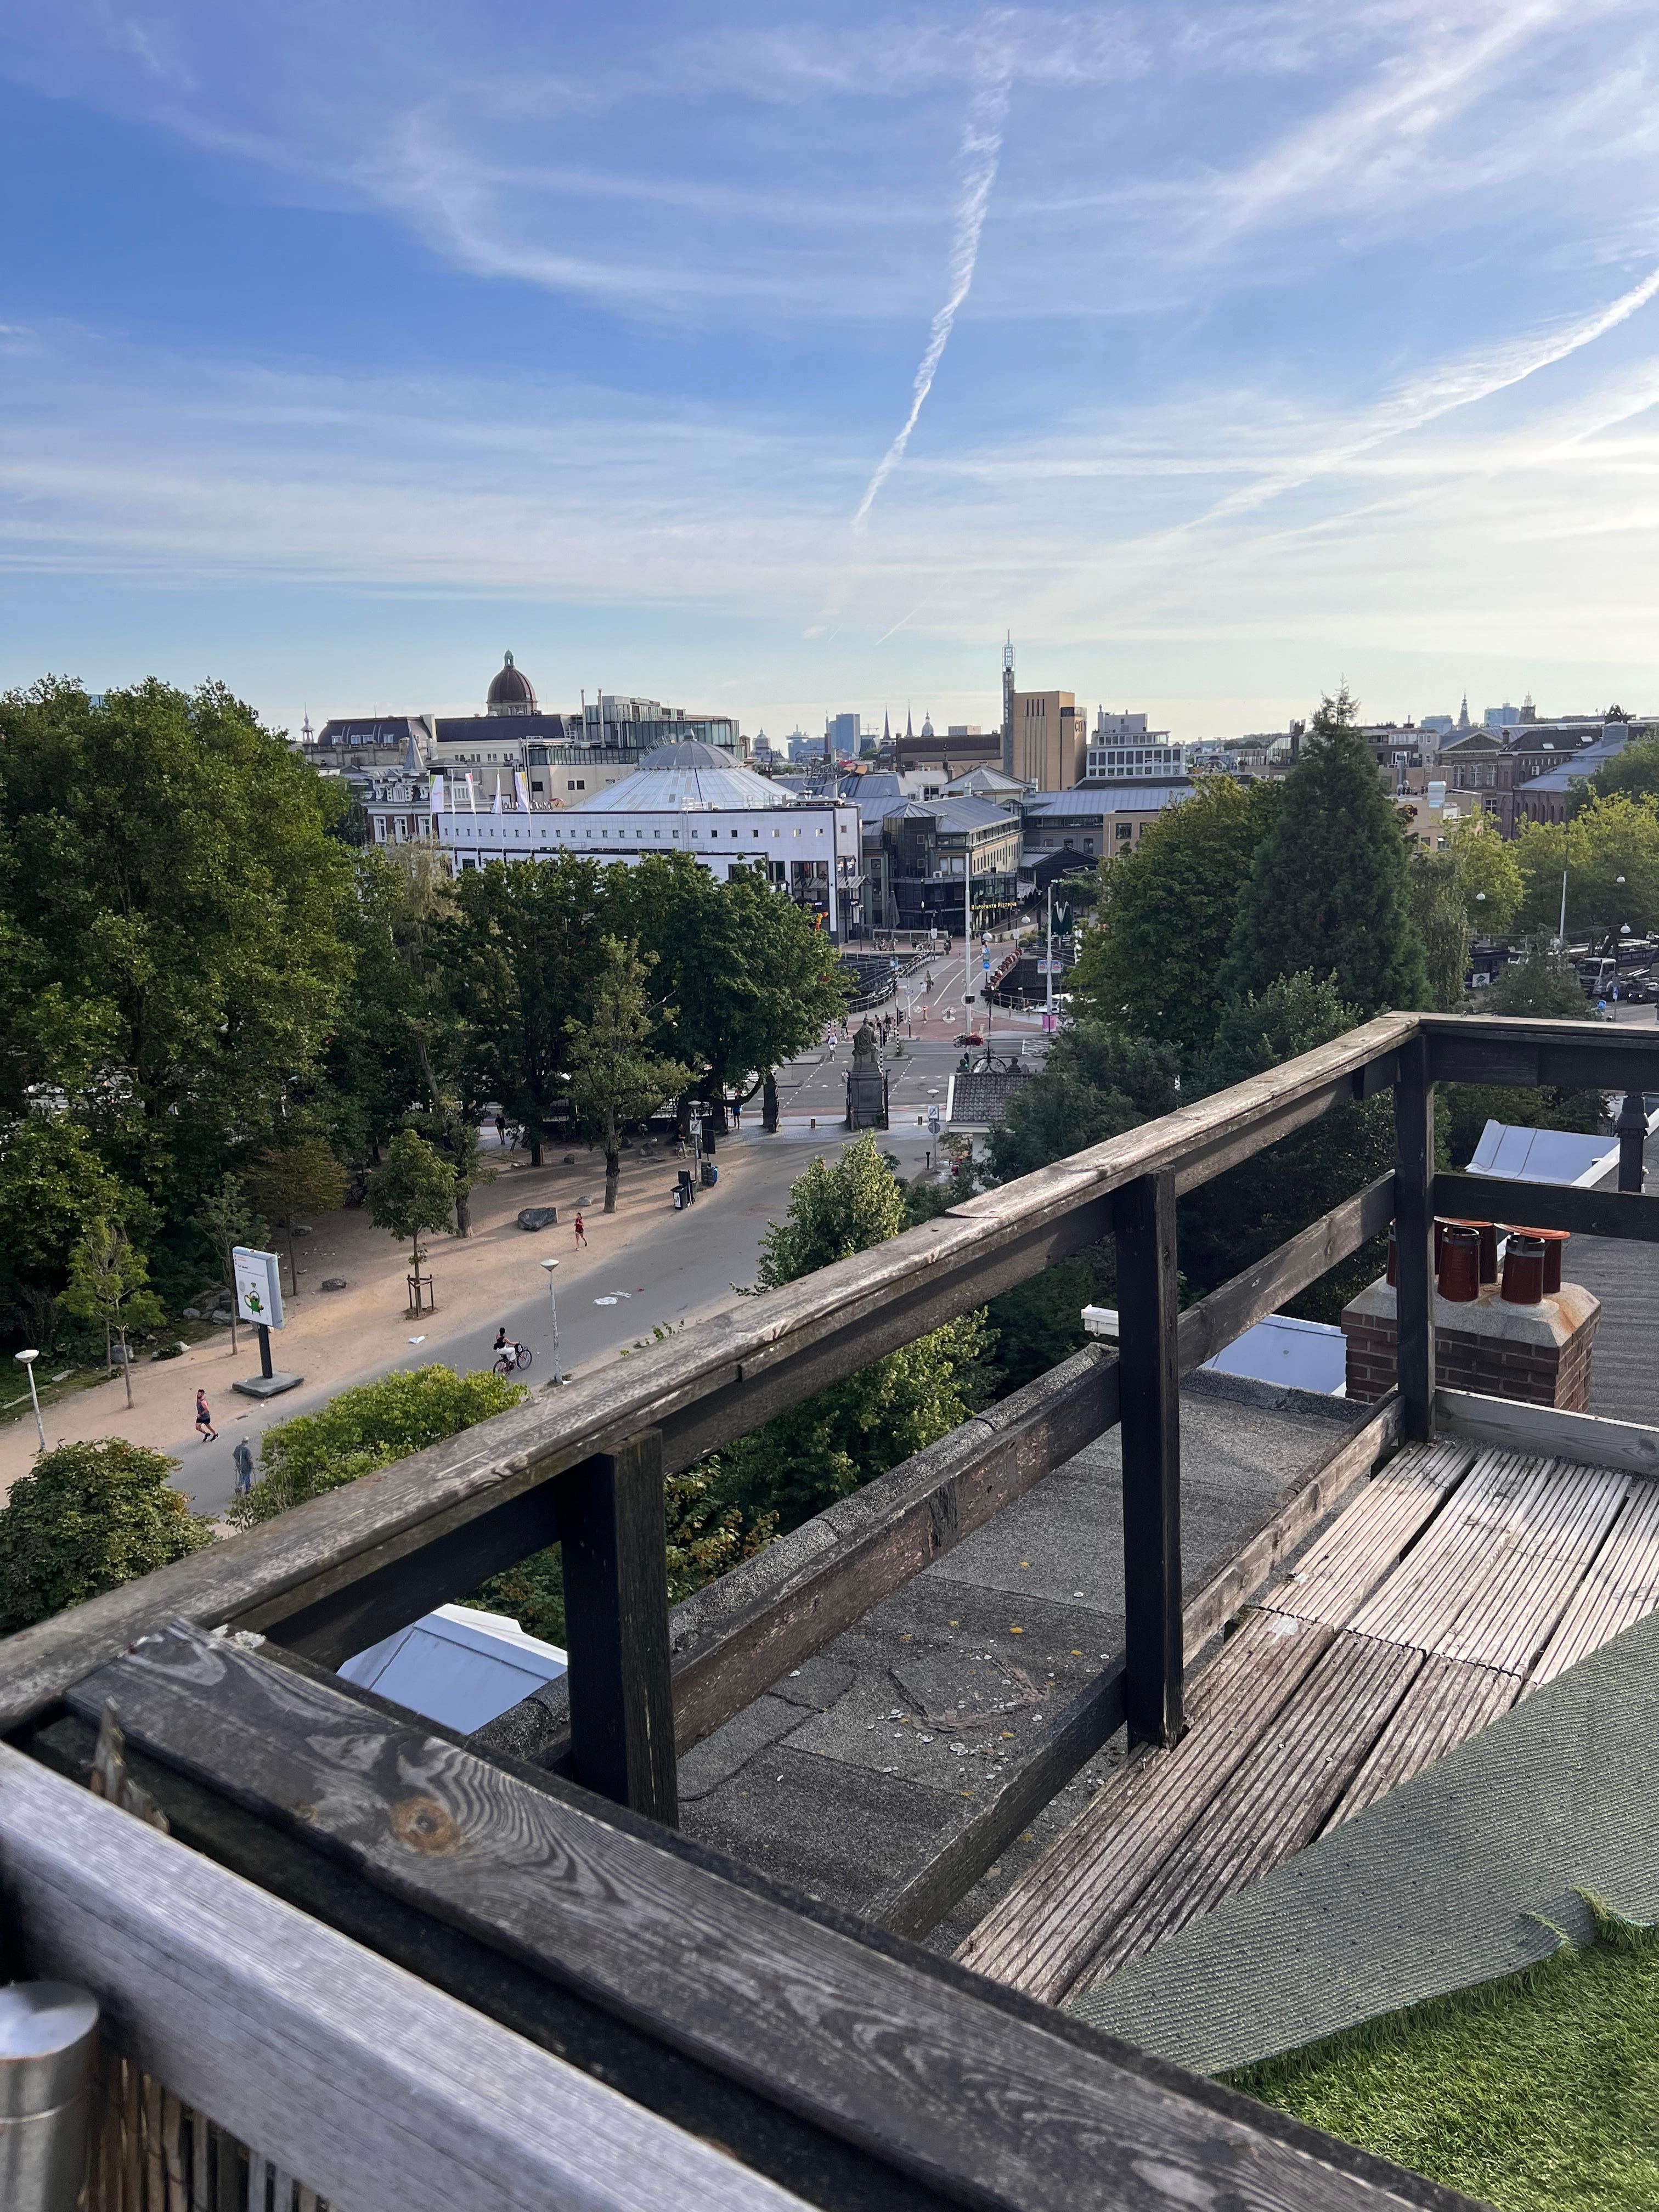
[435,742,863,939]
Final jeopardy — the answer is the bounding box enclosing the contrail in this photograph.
[853,69,1009,529]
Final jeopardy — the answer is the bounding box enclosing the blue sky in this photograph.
[3,1,1658,741]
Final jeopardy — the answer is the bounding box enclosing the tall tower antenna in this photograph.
[1001,632,1016,777]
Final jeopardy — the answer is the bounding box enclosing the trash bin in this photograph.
[1,1982,100,2212]
[677,1169,695,1207]
[701,1160,718,1188]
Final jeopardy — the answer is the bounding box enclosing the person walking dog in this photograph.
[195,1389,218,1444]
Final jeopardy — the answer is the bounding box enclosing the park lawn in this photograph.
[1229,1911,1659,2212]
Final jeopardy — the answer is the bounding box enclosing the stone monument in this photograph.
[844,1019,889,1131]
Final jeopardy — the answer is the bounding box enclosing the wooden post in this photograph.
[556,1429,678,1826]
[1114,1170,1183,1748]
[1392,1032,1436,1443]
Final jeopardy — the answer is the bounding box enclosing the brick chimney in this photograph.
[1341,1269,1600,1410]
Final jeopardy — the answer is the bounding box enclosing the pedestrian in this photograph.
[495,1112,507,1148]
[232,1435,256,1496]
[731,1098,742,1130]
[574,1211,588,1250]
[195,1389,218,1444]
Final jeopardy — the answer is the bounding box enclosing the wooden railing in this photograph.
[4,1011,1657,2212]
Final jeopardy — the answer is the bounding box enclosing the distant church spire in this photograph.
[1457,693,1470,731]
[905,704,914,740]
[883,707,891,743]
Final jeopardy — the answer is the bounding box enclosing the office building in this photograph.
[1087,710,1182,781]
[1010,689,1088,789]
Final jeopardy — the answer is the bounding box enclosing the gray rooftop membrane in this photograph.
[1070,1599,1659,2077]
[675,1369,1356,1945]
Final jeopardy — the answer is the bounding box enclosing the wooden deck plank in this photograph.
[1261,1440,1472,1628]
[1436,1463,1627,1674]
[1323,1654,1521,1830]
[1071,1632,1423,2000]
[1346,1450,1549,1650]
[955,1611,1335,2003]
[1527,1480,1659,1689]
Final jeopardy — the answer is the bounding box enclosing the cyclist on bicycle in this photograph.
[493,1327,511,1357]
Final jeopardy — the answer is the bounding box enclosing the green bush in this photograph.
[228,1364,525,1526]
[0,1438,213,1634]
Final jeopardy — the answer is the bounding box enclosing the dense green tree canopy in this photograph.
[989,1023,1181,1182]
[0,678,353,1204]
[1069,774,1281,1068]
[567,936,691,1211]
[713,1136,989,1531]
[1512,795,1659,947]
[1481,935,1593,1017]
[1576,732,1659,812]
[0,1438,212,1634]
[1225,690,1428,1017]
[620,854,845,1108]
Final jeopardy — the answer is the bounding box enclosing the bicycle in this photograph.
[492,1342,534,1379]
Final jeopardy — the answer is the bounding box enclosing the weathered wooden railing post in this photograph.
[1115,1170,1183,1747]
[556,1428,678,1825]
[1393,1032,1436,1442]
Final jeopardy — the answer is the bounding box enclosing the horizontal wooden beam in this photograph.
[871,1394,1402,1942]
[61,1622,1464,2212]
[0,1743,810,2212]
[0,1015,1413,1729]
[25,1709,957,2212]
[476,1346,1122,1770]
[1432,1171,1659,1244]
[1175,1173,1395,1375]
[1421,1012,1659,1093]
[1437,1389,1659,1479]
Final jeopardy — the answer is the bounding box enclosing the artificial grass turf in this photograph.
[1229,1908,1659,2212]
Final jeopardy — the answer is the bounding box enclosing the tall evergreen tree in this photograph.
[1224,689,1428,1016]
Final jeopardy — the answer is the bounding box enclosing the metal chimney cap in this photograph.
[0,1982,100,2119]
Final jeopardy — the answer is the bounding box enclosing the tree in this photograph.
[1447,816,1522,939]
[59,1220,166,1408]
[323,848,455,1170]
[0,1115,146,1350]
[566,937,691,1212]
[617,855,845,1124]
[1181,974,1397,1316]
[709,1136,990,1531]
[365,1128,456,1282]
[1225,690,1429,1017]
[1513,795,1659,948]
[989,1023,1181,1183]
[1575,732,1659,812]
[245,1137,349,1296]
[1409,849,1471,1013]
[1070,774,1282,1068]
[190,1172,268,1355]
[435,853,606,1164]
[229,1364,524,1526]
[0,677,353,1218]
[1482,934,1592,1018]
[0,1438,213,1633]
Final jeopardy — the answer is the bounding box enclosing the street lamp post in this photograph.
[539,1257,563,1386]
[14,1348,44,1453]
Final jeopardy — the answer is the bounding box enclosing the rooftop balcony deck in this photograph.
[4,1011,1659,2212]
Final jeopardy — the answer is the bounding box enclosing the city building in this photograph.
[307,714,436,772]
[864,796,1022,936]
[1009,689,1088,789]
[1442,710,1649,835]
[1087,710,1182,781]
[1020,782,1193,868]
[894,712,1000,778]
[827,712,861,755]
[433,741,862,939]
[1510,727,1642,830]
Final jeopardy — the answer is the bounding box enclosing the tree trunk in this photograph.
[763,1071,779,1132]
[119,1328,133,1410]
[455,1188,472,1237]
[604,1149,620,1212]
[285,1221,298,1298]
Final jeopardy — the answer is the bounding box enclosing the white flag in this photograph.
[428,772,445,814]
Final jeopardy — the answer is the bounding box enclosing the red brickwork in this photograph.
[1342,1283,1599,1412]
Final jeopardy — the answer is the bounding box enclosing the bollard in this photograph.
[1,1982,100,2212]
